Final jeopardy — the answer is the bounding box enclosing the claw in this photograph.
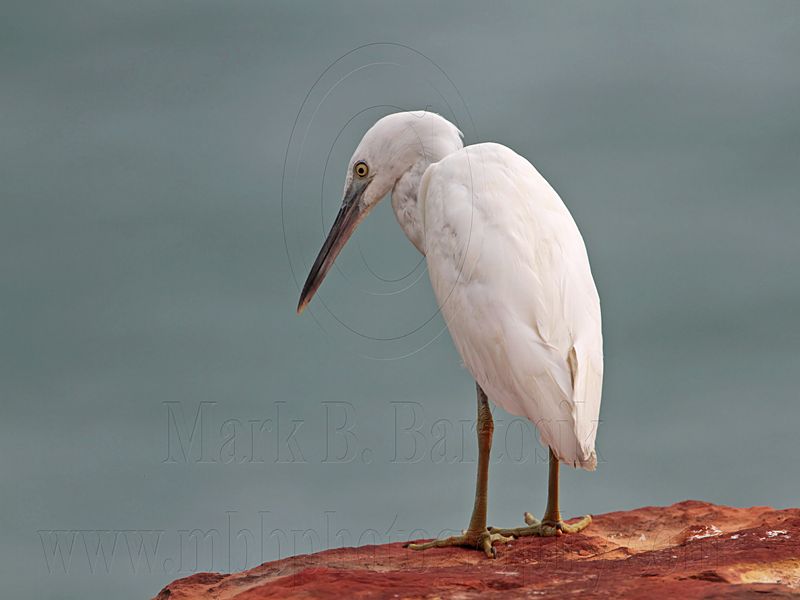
[489,513,592,539]
[481,535,496,559]
[407,529,512,559]
[524,512,540,526]
[560,514,592,533]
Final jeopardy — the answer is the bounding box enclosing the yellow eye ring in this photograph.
[354,161,369,178]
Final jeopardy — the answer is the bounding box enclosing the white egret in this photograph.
[297,111,603,558]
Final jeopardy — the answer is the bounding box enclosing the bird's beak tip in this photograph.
[297,181,366,319]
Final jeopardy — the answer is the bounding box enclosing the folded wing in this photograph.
[421,143,603,469]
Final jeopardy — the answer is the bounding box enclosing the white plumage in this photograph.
[421,143,603,469]
[298,110,603,471]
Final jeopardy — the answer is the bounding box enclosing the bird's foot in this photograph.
[405,528,514,559]
[489,512,592,538]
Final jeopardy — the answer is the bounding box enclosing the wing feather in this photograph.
[422,143,603,469]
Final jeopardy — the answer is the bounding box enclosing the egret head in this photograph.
[297,111,462,314]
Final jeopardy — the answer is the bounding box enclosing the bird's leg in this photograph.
[489,448,592,538]
[540,447,592,533]
[406,384,512,558]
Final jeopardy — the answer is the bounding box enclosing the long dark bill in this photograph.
[296,184,365,314]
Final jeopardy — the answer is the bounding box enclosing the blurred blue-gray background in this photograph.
[2,2,799,598]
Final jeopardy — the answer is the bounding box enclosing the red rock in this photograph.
[154,501,800,599]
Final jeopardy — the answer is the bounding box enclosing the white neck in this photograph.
[390,159,432,254]
[390,140,463,254]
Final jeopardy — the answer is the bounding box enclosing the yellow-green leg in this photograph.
[489,448,592,538]
[406,384,512,558]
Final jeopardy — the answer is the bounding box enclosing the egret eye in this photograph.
[354,161,369,178]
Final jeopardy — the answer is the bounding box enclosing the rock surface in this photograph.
[155,501,800,599]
